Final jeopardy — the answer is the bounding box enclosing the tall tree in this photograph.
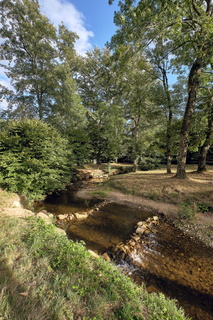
[148,45,175,173]
[48,24,87,133]
[77,47,125,164]
[118,49,162,172]
[109,0,213,178]
[0,0,83,124]
[196,84,213,172]
[0,0,58,119]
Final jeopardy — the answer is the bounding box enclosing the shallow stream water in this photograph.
[41,188,213,320]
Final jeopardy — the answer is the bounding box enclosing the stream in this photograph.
[39,187,213,320]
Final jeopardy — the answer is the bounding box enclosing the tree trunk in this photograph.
[160,65,173,174]
[165,83,173,174]
[37,92,43,120]
[133,156,139,172]
[133,117,140,172]
[175,58,202,178]
[197,105,213,173]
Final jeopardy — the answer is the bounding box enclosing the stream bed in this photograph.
[40,188,213,320]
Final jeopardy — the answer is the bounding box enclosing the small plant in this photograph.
[178,202,196,219]
[197,203,209,213]
[148,193,158,201]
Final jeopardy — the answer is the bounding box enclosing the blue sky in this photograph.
[0,0,119,109]
[39,0,119,53]
[69,0,119,48]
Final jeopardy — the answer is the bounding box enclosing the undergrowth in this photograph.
[0,215,189,320]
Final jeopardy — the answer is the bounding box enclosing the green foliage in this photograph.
[178,202,196,219]
[146,292,187,320]
[0,119,73,200]
[68,128,93,166]
[0,0,81,122]
[197,203,209,213]
[77,47,125,163]
[138,154,163,171]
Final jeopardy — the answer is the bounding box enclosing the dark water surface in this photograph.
[41,188,213,320]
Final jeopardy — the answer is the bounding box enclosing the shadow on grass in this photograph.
[0,258,60,320]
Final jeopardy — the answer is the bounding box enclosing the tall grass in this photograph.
[0,215,189,320]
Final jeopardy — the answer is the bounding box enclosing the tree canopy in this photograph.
[108,0,213,177]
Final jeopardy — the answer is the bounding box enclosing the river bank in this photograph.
[75,164,213,248]
[0,188,189,320]
[0,163,213,319]
[73,168,213,320]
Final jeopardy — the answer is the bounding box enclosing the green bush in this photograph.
[0,119,74,200]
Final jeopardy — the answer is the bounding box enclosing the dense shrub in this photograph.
[0,119,73,200]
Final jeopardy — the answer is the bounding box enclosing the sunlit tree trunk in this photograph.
[176,58,202,178]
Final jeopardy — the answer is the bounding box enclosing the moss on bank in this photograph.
[0,201,189,320]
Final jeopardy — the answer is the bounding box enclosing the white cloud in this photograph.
[0,98,9,111]
[39,0,94,54]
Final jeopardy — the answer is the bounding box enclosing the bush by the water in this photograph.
[0,119,73,200]
[0,213,189,320]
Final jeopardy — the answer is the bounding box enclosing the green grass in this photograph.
[0,214,189,320]
[92,190,108,198]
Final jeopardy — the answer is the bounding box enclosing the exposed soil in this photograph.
[0,189,34,218]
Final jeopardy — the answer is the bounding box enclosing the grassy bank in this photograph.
[101,165,213,206]
[0,191,189,320]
